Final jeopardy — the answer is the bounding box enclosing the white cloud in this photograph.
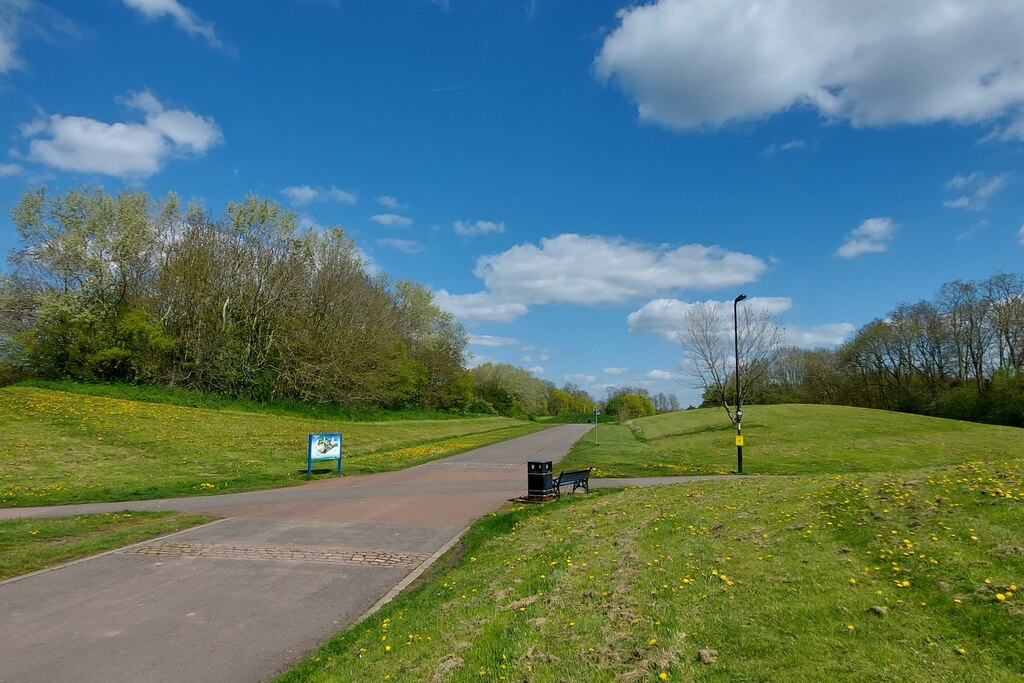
[377,238,423,254]
[122,0,224,50]
[603,367,628,375]
[595,0,1024,138]
[647,369,674,380]
[282,185,357,206]
[627,296,792,341]
[454,219,505,236]
[764,139,806,157]
[786,323,856,347]
[1018,224,1024,246]
[956,220,988,241]
[352,244,382,277]
[0,0,28,74]
[469,335,521,347]
[837,217,897,259]
[22,90,222,178]
[327,187,357,204]
[434,289,529,323]
[528,366,545,375]
[466,352,496,368]
[564,373,596,383]
[472,233,766,307]
[376,195,407,210]
[0,162,21,176]
[282,185,320,205]
[371,213,413,227]
[943,172,1008,211]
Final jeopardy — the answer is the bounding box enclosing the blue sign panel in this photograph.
[307,433,342,474]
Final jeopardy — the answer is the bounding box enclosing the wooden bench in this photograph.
[553,468,592,497]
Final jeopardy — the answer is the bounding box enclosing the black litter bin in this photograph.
[527,460,554,501]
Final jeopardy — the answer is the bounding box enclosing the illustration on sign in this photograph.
[307,433,343,474]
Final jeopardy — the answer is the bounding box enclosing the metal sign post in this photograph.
[593,409,600,444]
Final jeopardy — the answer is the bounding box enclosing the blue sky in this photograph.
[1,0,1023,406]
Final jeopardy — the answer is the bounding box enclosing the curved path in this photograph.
[0,425,734,683]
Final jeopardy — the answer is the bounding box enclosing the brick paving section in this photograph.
[120,542,431,567]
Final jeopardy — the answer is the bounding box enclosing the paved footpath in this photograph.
[0,425,733,683]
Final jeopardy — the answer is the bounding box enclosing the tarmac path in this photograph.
[0,424,733,683]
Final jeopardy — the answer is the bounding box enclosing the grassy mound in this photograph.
[0,387,544,507]
[558,404,1023,477]
[279,458,1024,682]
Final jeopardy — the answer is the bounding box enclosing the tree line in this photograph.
[699,273,1024,427]
[0,188,471,410]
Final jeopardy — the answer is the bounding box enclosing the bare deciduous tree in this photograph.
[679,301,785,424]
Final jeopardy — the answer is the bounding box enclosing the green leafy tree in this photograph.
[606,392,655,421]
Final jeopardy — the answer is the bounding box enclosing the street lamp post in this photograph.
[733,294,747,474]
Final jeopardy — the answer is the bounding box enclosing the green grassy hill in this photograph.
[0,386,544,507]
[280,457,1024,682]
[557,404,1023,477]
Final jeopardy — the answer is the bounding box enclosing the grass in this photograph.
[0,386,545,507]
[277,457,1024,682]
[557,404,1024,478]
[15,378,489,422]
[0,511,216,580]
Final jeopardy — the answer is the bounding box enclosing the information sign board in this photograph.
[307,433,343,474]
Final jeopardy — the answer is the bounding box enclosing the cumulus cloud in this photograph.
[474,234,766,307]
[564,373,596,383]
[377,238,423,254]
[455,219,505,236]
[628,296,851,348]
[603,367,628,376]
[282,185,319,205]
[434,289,529,323]
[469,335,521,347]
[282,185,357,206]
[627,296,793,341]
[595,0,1024,138]
[122,0,224,50]
[0,162,21,176]
[376,195,407,210]
[528,366,545,375]
[438,234,766,322]
[836,217,897,259]
[21,90,222,178]
[647,369,674,380]
[943,172,1008,211]
[371,213,413,227]
[1018,225,1024,246]
[786,323,856,347]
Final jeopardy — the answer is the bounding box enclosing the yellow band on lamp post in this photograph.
[735,435,744,447]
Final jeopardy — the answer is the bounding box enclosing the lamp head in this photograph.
[735,294,747,303]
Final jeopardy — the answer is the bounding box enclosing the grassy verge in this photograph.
[278,458,1024,682]
[557,404,1023,477]
[15,378,483,422]
[0,511,216,580]
[0,386,545,507]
